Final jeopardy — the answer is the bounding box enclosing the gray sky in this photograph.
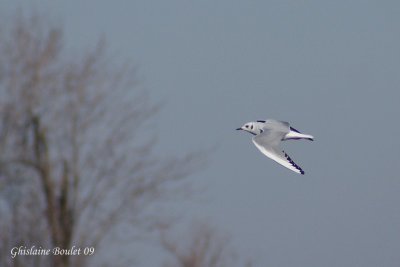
[2,1,400,266]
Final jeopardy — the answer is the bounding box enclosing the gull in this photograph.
[236,119,314,175]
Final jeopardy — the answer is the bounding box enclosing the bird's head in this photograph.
[236,122,260,136]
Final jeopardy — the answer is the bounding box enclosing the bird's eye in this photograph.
[245,125,249,128]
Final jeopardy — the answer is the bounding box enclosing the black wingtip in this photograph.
[290,126,301,133]
[284,151,305,175]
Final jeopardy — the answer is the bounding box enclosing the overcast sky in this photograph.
[2,1,400,266]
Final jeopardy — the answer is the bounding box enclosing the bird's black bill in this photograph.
[236,128,242,130]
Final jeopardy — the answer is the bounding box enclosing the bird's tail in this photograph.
[285,131,314,141]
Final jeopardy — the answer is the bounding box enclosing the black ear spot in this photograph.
[251,125,253,129]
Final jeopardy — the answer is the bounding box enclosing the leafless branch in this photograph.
[0,12,203,267]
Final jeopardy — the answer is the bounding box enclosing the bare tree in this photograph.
[160,223,251,267]
[0,13,202,267]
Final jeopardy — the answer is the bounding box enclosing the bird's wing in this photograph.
[252,131,304,175]
[264,119,290,132]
